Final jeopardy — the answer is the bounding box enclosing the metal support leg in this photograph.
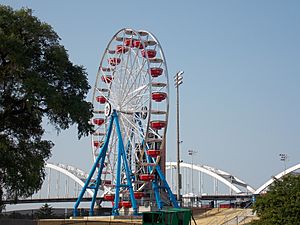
[73,114,114,217]
[115,111,138,215]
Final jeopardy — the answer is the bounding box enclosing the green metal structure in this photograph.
[142,208,192,225]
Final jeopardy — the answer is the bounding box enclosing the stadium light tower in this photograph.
[174,71,184,204]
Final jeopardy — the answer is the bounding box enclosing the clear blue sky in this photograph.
[2,0,300,189]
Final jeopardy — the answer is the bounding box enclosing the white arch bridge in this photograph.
[4,162,300,205]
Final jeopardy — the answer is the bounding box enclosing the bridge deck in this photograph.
[4,194,252,205]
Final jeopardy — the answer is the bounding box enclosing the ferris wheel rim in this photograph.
[138,29,170,151]
[91,28,169,191]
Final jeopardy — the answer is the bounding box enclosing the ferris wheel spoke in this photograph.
[118,43,132,98]
[119,48,140,99]
[119,116,137,165]
[130,91,151,111]
[118,115,132,144]
[120,57,147,105]
[107,129,118,179]
[108,84,123,110]
[121,32,135,88]
[124,70,150,107]
[128,50,143,77]
[120,85,149,109]
[135,59,150,90]
[147,126,163,139]
[122,39,137,91]
[131,71,150,104]
[122,132,135,169]
[135,66,148,94]
[128,48,140,76]
[121,115,145,141]
[127,57,148,92]
[126,96,150,116]
[120,114,146,145]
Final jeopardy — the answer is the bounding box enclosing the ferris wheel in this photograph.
[92,28,169,173]
[74,28,178,217]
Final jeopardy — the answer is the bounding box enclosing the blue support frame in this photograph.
[136,116,179,209]
[154,164,179,208]
[73,112,114,216]
[113,114,138,215]
[74,110,138,217]
[147,155,179,209]
[74,110,179,217]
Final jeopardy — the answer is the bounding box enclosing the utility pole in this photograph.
[174,71,184,205]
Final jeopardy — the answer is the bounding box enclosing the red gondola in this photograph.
[101,75,113,83]
[152,92,167,102]
[101,67,111,72]
[116,45,129,54]
[103,194,115,201]
[124,38,135,47]
[96,96,107,104]
[112,202,122,208]
[120,201,132,208]
[146,150,161,158]
[134,192,144,199]
[93,140,104,148]
[102,180,112,185]
[139,174,155,181]
[108,58,121,66]
[93,118,105,126]
[133,40,145,49]
[141,49,156,58]
[150,121,166,130]
[150,68,163,77]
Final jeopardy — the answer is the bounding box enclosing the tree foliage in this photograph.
[36,203,54,219]
[0,5,93,210]
[251,175,300,225]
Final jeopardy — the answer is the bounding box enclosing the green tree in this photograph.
[0,5,93,211]
[251,175,300,225]
[36,203,54,219]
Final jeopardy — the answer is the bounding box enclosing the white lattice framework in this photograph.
[45,162,94,197]
[44,162,300,197]
[166,162,255,194]
[254,163,300,194]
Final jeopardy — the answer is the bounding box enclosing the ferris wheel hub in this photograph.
[104,103,112,117]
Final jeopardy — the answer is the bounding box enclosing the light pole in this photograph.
[279,153,288,174]
[188,149,197,194]
[174,71,184,204]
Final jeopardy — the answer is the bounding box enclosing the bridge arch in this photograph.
[166,162,255,194]
[254,163,300,194]
[45,162,94,197]
[45,162,256,197]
